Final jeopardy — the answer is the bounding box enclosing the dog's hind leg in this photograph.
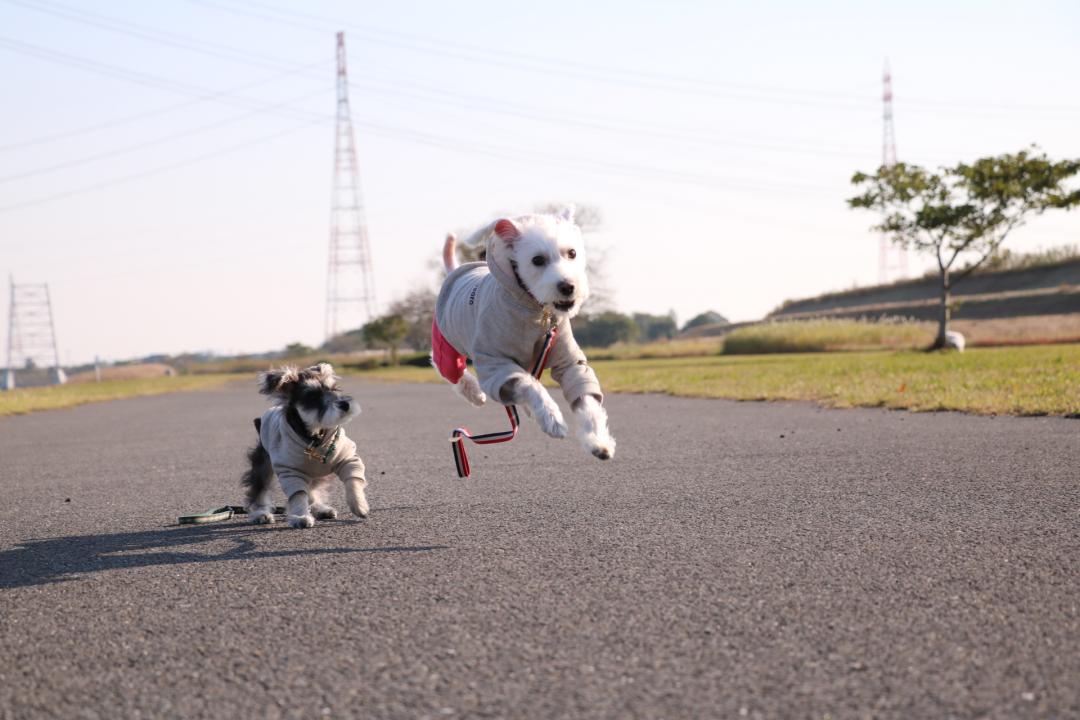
[241,441,277,524]
[309,476,338,520]
[572,395,616,460]
[454,369,487,407]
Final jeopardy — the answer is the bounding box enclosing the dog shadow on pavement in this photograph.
[0,512,447,590]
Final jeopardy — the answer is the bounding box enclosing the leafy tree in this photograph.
[362,314,409,365]
[682,310,729,333]
[572,312,639,348]
[282,342,315,358]
[849,148,1080,347]
[321,328,366,354]
[633,312,678,341]
[386,286,437,352]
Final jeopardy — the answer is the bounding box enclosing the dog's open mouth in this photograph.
[553,300,576,312]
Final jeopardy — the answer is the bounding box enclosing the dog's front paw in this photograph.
[311,504,338,520]
[345,482,369,518]
[287,513,315,529]
[587,433,616,460]
[249,508,276,524]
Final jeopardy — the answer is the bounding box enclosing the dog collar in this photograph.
[304,426,342,463]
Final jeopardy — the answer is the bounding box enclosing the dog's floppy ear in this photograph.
[557,204,576,223]
[257,366,299,396]
[494,218,521,246]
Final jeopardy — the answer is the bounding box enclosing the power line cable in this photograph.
[348,78,870,160]
[0,35,323,120]
[0,118,328,213]
[180,0,877,110]
[186,0,1080,114]
[2,0,321,72]
[0,88,330,184]
[0,59,329,152]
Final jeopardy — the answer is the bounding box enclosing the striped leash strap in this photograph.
[450,326,558,478]
[177,505,285,525]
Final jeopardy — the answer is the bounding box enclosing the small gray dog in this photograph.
[241,363,369,528]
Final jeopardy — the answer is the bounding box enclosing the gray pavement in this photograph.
[0,380,1078,719]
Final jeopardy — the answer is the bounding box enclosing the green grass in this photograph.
[352,345,1080,416]
[722,317,933,354]
[5,345,1076,419]
[0,374,239,417]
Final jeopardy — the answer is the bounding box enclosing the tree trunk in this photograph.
[934,267,951,349]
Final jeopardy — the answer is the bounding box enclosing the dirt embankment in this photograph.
[770,259,1080,321]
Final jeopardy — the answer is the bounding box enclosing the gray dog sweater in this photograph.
[258,406,366,499]
[434,258,602,405]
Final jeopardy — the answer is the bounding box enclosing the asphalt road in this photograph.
[1,381,1077,719]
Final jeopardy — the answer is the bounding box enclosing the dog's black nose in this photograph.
[557,281,575,297]
[337,399,351,412]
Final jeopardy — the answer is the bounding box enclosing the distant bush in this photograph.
[632,312,678,342]
[682,310,729,332]
[572,312,639,348]
[722,318,933,355]
[972,244,1080,273]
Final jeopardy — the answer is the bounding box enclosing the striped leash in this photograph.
[450,326,558,478]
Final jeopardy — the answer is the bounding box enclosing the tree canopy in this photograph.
[849,147,1080,346]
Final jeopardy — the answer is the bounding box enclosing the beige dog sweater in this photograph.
[434,258,602,406]
[258,406,366,499]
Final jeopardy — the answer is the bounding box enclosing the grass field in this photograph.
[359,344,1080,416]
[3,345,1077,418]
[721,318,932,354]
[0,374,237,417]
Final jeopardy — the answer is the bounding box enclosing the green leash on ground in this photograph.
[177,505,285,525]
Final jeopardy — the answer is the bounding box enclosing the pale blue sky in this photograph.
[1,0,1078,364]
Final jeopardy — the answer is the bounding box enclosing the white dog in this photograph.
[431,207,616,460]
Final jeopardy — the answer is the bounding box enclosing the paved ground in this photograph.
[0,381,1077,719]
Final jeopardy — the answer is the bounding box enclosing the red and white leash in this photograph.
[450,326,558,478]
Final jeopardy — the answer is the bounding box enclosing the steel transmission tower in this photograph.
[878,59,909,284]
[3,276,66,389]
[325,31,376,340]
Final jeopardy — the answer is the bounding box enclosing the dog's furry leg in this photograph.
[337,456,369,518]
[241,441,277,524]
[344,478,369,518]
[500,375,568,438]
[309,477,337,520]
[572,395,616,460]
[454,369,487,407]
[286,490,315,528]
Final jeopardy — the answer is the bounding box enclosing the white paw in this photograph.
[455,373,487,407]
[287,513,315,529]
[249,509,276,525]
[311,504,338,520]
[536,402,568,439]
[587,432,616,460]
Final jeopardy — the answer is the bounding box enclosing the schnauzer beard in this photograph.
[509,234,590,320]
[298,401,360,433]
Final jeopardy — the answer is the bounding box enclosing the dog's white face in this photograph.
[493,207,589,320]
[258,363,360,433]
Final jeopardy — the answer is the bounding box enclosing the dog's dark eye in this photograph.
[567,249,577,260]
[531,255,546,267]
